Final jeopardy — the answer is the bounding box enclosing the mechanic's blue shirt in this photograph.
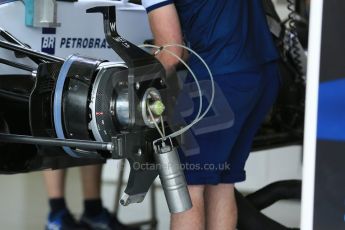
[142,0,279,76]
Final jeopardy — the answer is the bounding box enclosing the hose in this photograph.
[287,0,304,77]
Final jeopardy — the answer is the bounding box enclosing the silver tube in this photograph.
[33,0,60,27]
[154,145,192,213]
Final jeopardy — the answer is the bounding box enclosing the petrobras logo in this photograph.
[59,37,110,49]
[41,28,110,55]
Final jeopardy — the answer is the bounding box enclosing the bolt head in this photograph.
[137,148,142,156]
[135,82,140,90]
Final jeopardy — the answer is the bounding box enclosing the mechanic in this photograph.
[44,166,136,230]
[142,1,281,229]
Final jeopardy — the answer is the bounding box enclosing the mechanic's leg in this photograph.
[80,164,102,199]
[79,164,133,229]
[171,185,206,230]
[44,169,66,198]
[43,169,82,229]
[44,169,68,213]
[205,184,237,230]
[80,164,103,217]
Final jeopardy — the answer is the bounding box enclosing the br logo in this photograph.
[41,37,56,55]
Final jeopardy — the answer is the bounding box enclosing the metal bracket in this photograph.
[110,129,160,206]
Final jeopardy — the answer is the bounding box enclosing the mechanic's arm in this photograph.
[143,1,185,71]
